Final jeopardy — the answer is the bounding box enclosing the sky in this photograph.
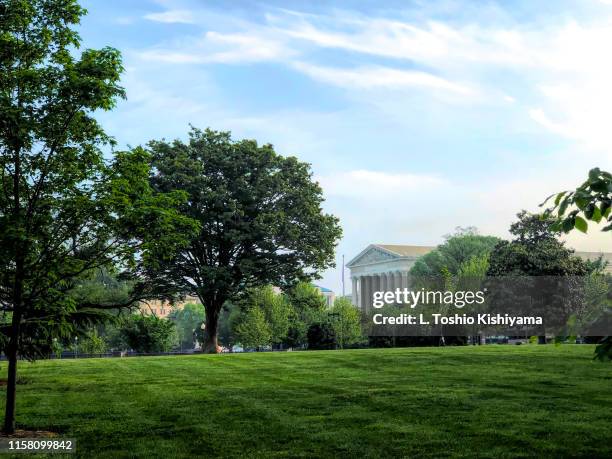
[79,0,612,293]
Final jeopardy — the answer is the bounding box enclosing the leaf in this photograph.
[588,168,601,183]
[575,197,588,210]
[558,197,570,216]
[539,193,556,207]
[590,180,608,192]
[562,217,575,233]
[574,216,588,233]
[591,205,602,223]
[554,192,566,206]
[602,201,611,219]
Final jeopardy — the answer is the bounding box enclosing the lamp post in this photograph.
[74,336,78,358]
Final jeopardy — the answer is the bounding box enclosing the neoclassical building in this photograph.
[347,244,612,310]
[347,245,435,310]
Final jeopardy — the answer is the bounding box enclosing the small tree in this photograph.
[148,129,342,353]
[240,286,292,348]
[234,307,272,350]
[284,282,327,348]
[307,322,337,350]
[0,0,194,432]
[411,228,500,276]
[79,329,107,354]
[119,315,178,353]
[329,297,363,348]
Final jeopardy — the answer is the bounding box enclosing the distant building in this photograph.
[347,243,612,310]
[314,285,336,308]
[139,296,200,318]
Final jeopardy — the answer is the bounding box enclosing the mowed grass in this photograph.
[1,346,611,458]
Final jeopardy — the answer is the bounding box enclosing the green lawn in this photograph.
[1,346,611,458]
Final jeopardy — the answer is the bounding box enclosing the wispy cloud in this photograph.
[293,62,473,95]
[317,170,446,199]
[144,9,195,24]
[137,31,294,64]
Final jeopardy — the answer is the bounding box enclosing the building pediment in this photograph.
[347,245,400,267]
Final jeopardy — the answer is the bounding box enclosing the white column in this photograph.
[368,275,375,310]
[363,276,370,311]
[393,271,402,290]
[381,272,387,293]
[400,271,409,290]
[352,277,358,306]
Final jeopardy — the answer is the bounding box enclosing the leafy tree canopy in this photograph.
[411,227,500,276]
[487,211,588,277]
[119,314,177,353]
[329,297,363,348]
[148,128,342,352]
[0,0,195,433]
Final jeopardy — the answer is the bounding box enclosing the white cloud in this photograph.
[317,170,446,199]
[114,16,134,25]
[137,31,293,64]
[144,9,195,24]
[292,62,474,95]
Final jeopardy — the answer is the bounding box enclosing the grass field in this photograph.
[1,346,611,458]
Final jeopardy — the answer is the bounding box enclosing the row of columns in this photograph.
[351,272,410,311]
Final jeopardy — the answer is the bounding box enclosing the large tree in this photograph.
[148,128,342,353]
[486,211,589,343]
[0,0,193,432]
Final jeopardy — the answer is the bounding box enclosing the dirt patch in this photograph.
[0,430,59,438]
[0,380,6,386]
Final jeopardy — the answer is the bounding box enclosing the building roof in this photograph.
[314,285,333,293]
[575,251,612,273]
[347,244,436,267]
[348,244,612,273]
[375,244,436,257]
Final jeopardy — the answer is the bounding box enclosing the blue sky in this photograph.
[80,0,612,293]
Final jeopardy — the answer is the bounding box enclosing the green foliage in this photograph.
[217,302,240,347]
[168,302,205,350]
[542,169,612,361]
[79,329,107,354]
[147,127,342,352]
[307,322,337,350]
[411,228,500,276]
[284,282,327,347]
[234,307,271,350]
[0,0,196,431]
[119,315,177,353]
[231,286,293,349]
[594,336,612,361]
[486,212,589,343]
[329,297,363,348]
[487,211,588,277]
[542,168,612,233]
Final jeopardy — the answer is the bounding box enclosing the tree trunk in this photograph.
[202,303,221,354]
[3,348,18,434]
[3,303,22,434]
